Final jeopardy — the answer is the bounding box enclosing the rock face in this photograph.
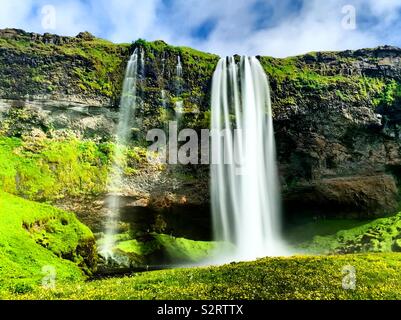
[267,47,401,218]
[0,98,118,140]
[1,29,401,219]
[285,175,398,218]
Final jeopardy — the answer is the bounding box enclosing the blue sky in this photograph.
[0,0,401,57]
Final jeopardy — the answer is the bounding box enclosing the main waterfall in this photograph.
[100,49,140,262]
[211,56,286,261]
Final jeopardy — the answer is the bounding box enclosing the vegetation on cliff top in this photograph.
[0,192,96,294]
[259,55,401,115]
[1,29,401,126]
[0,31,130,99]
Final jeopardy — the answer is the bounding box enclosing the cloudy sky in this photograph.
[0,0,401,57]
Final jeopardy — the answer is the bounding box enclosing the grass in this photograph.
[0,192,96,294]
[4,253,401,300]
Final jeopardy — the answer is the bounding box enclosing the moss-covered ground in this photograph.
[0,135,152,201]
[104,232,220,266]
[0,192,95,294]
[115,233,217,262]
[3,253,401,300]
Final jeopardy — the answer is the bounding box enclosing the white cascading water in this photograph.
[176,55,182,78]
[161,89,167,109]
[161,52,167,109]
[211,56,286,261]
[100,48,141,262]
[175,55,184,116]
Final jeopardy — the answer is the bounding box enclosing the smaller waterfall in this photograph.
[176,55,182,78]
[161,89,167,109]
[140,48,145,77]
[175,55,183,116]
[100,48,142,263]
[160,53,167,109]
[161,52,166,75]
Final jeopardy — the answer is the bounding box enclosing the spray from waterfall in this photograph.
[211,56,287,262]
[100,48,142,263]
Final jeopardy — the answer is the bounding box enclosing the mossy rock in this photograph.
[101,232,219,267]
[299,212,401,254]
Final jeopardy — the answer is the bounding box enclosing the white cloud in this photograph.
[0,0,34,30]
[193,0,401,57]
[0,0,400,57]
[95,0,164,43]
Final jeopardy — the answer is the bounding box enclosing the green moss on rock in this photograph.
[0,191,97,293]
[299,212,401,254]
[0,136,109,201]
[101,232,218,266]
[0,29,130,102]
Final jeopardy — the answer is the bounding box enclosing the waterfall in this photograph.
[140,48,145,76]
[175,55,183,116]
[161,52,167,109]
[100,48,141,263]
[210,56,286,261]
[161,89,167,108]
[176,55,182,78]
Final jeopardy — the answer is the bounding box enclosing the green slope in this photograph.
[0,192,96,293]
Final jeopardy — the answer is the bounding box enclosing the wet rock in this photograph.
[284,174,399,218]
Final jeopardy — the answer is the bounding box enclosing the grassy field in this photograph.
[3,253,401,300]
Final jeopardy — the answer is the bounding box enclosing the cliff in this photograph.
[0,28,401,221]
